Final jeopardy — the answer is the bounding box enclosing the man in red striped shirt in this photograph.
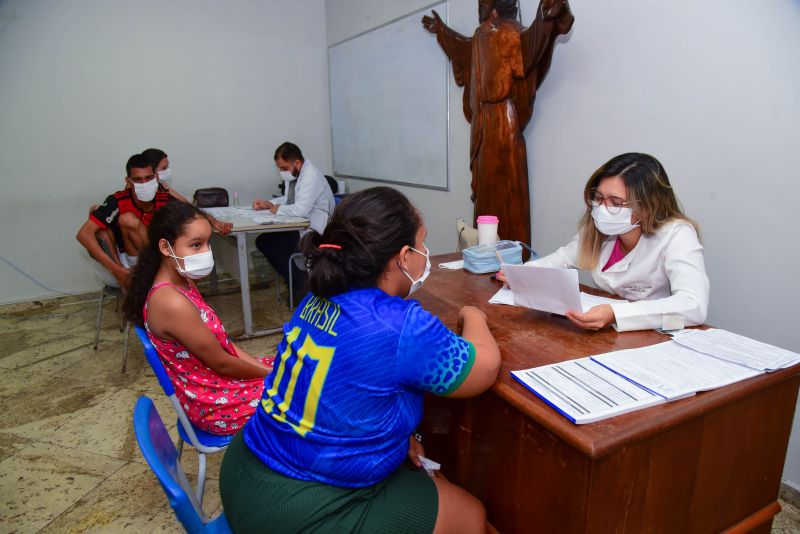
[76,153,231,288]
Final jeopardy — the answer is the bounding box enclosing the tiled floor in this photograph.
[0,282,289,533]
[1,283,799,533]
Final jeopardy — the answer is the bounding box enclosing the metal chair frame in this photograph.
[133,396,233,533]
[93,284,131,372]
[133,326,232,506]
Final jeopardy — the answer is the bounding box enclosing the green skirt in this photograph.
[219,432,438,533]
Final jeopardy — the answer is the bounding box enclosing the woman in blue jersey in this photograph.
[220,187,501,533]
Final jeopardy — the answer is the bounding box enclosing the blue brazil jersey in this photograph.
[244,288,475,488]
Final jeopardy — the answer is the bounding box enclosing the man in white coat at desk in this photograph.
[254,142,335,302]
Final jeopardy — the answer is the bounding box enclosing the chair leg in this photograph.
[113,291,125,332]
[121,321,130,373]
[196,452,207,506]
[93,288,105,350]
[289,259,294,310]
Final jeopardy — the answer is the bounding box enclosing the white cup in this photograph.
[477,215,499,245]
[336,179,346,194]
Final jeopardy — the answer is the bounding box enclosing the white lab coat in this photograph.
[273,159,335,235]
[529,220,710,332]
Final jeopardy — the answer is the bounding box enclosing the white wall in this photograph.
[0,0,331,303]
[326,0,800,488]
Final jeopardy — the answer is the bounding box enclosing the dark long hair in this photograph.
[142,148,168,170]
[300,187,421,298]
[124,202,208,326]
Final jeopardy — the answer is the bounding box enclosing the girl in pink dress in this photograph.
[125,202,272,435]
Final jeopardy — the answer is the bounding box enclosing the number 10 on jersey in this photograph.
[261,327,335,437]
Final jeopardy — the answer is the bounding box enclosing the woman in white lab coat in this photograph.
[502,152,709,332]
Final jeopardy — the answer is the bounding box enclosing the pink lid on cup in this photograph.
[476,215,499,224]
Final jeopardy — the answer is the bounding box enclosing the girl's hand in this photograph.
[566,304,615,330]
[496,270,508,287]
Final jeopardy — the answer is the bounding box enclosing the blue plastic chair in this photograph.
[134,325,232,505]
[134,396,233,533]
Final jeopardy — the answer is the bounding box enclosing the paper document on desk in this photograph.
[489,287,515,305]
[252,214,308,224]
[511,358,664,424]
[591,341,763,400]
[202,207,249,219]
[496,265,625,313]
[671,329,800,371]
[502,265,581,315]
[438,260,464,270]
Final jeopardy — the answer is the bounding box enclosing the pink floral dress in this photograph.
[143,282,273,435]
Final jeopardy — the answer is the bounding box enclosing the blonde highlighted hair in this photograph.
[577,153,697,270]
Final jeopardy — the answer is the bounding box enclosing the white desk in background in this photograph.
[204,207,309,338]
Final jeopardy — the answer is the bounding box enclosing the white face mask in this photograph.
[132,177,158,202]
[157,167,172,187]
[166,242,215,280]
[591,205,640,236]
[399,245,430,297]
[279,161,299,182]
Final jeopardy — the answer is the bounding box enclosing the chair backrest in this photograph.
[134,325,230,453]
[134,396,232,533]
[134,325,175,396]
[324,174,338,195]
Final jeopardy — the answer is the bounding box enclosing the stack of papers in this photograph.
[201,207,307,225]
[511,330,800,424]
[512,358,663,424]
[671,328,800,371]
[252,214,308,224]
[202,207,248,218]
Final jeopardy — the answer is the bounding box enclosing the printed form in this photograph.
[511,358,663,424]
[591,341,763,400]
[671,329,800,371]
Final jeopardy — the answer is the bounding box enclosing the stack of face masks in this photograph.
[462,240,525,274]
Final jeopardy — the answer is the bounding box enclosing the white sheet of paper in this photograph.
[511,358,664,424]
[417,455,441,477]
[489,287,515,305]
[438,260,464,270]
[252,214,307,224]
[590,341,763,400]
[201,206,249,219]
[502,265,582,315]
[579,292,623,311]
[671,329,800,371]
[489,287,626,311]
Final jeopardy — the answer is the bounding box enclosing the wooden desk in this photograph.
[417,254,799,534]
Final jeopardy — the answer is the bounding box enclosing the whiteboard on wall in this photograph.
[328,2,449,190]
